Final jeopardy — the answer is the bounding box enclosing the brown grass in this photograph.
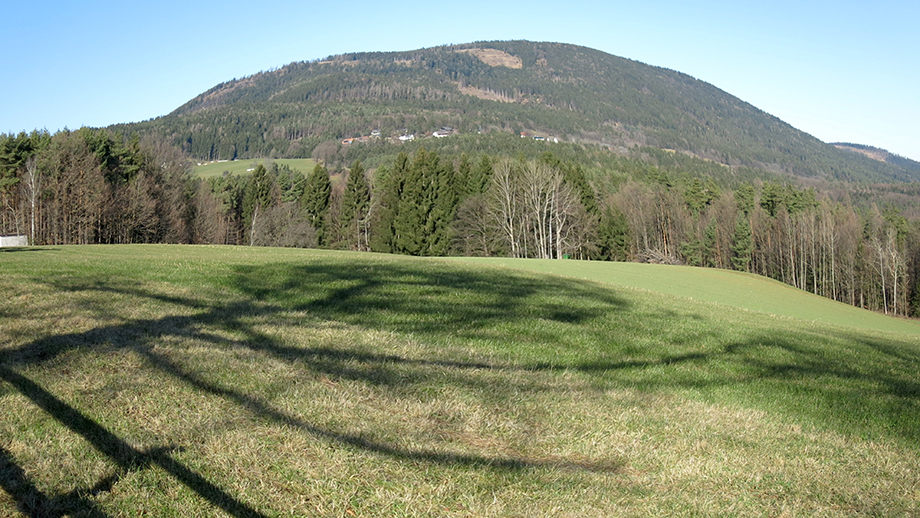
[457,48,523,69]
[457,84,516,103]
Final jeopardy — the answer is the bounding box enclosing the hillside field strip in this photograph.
[192,158,316,178]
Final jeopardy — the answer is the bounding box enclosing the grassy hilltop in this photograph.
[1,245,919,516]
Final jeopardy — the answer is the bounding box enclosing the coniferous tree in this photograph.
[736,183,755,217]
[339,160,371,251]
[703,218,719,267]
[369,153,409,253]
[242,164,276,246]
[300,163,331,244]
[597,204,629,261]
[426,155,460,256]
[732,215,753,271]
[467,154,494,195]
[393,149,431,255]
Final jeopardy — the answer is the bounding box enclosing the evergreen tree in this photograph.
[393,149,431,255]
[703,218,719,267]
[242,164,276,246]
[467,154,494,195]
[340,160,371,251]
[731,215,753,271]
[680,238,704,266]
[760,182,784,217]
[369,153,409,253]
[300,163,331,244]
[597,204,629,261]
[426,155,460,256]
[735,183,755,216]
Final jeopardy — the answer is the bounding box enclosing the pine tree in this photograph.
[426,156,460,256]
[393,149,430,255]
[703,218,719,267]
[735,183,755,216]
[340,160,371,251]
[731,215,753,271]
[300,163,331,245]
[467,154,493,195]
[369,153,409,253]
[597,205,629,261]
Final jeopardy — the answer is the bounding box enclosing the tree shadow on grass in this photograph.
[3,257,920,515]
[0,365,268,518]
[0,260,634,516]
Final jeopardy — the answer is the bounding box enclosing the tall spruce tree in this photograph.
[426,154,460,256]
[598,204,629,261]
[731,215,753,271]
[369,152,409,253]
[393,149,431,255]
[300,163,331,245]
[340,160,371,251]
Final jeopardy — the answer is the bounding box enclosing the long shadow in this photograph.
[0,446,111,518]
[229,261,628,341]
[138,345,621,473]
[1,261,634,514]
[0,365,268,518]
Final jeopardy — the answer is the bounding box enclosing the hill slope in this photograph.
[2,245,919,516]
[833,142,920,174]
[452,257,920,335]
[113,41,918,183]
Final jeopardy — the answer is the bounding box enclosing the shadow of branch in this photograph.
[0,366,269,518]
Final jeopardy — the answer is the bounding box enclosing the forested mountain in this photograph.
[112,41,918,184]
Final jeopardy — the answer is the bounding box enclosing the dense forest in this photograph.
[2,128,918,318]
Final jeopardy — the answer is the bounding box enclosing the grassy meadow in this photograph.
[191,159,315,178]
[1,245,919,517]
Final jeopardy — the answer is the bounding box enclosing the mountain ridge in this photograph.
[112,40,918,184]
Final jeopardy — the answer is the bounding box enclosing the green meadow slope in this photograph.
[1,245,919,516]
[452,257,920,336]
[191,158,316,178]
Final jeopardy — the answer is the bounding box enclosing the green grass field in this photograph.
[2,245,919,516]
[191,158,316,178]
[452,257,920,335]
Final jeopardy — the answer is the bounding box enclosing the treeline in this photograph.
[2,129,918,317]
[0,129,191,245]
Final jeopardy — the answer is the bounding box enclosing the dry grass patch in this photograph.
[457,48,523,69]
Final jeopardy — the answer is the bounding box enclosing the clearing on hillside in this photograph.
[457,48,524,69]
[191,158,315,178]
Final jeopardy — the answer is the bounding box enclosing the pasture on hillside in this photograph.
[192,158,316,178]
[1,245,919,517]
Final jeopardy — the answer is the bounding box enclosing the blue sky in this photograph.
[3,1,918,161]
